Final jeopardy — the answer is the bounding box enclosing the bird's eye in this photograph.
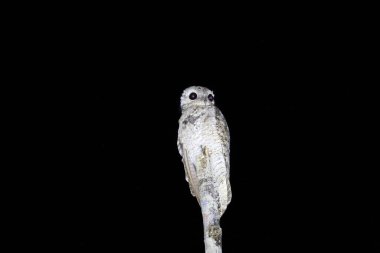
[208,94,214,101]
[189,92,197,100]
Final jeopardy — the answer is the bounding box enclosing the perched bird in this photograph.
[177,86,231,253]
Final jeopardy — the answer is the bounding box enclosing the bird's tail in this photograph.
[204,223,222,253]
[201,195,223,253]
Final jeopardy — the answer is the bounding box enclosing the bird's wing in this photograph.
[215,108,230,171]
[215,107,232,207]
[177,139,200,201]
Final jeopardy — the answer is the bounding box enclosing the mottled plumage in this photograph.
[177,86,231,253]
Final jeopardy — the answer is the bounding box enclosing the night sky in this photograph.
[44,5,376,252]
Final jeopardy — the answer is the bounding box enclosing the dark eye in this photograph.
[208,94,214,101]
[189,92,197,100]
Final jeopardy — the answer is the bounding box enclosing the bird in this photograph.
[177,86,231,253]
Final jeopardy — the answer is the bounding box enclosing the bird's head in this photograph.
[180,86,215,110]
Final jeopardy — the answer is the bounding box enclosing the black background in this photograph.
[35,4,376,252]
